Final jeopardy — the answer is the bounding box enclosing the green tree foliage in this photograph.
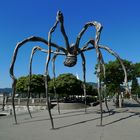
[48,73,98,97]
[131,63,140,97]
[133,63,140,78]
[85,83,98,96]
[16,73,98,99]
[16,74,50,98]
[131,78,140,95]
[48,73,83,97]
[95,59,134,107]
[99,59,134,93]
[16,76,28,97]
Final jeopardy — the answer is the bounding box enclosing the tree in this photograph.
[132,63,140,78]
[16,74,50,98]
[95,59,134,107]
[16,76,28,97]
[131,78,139,96]
[48,73,83,98]
[100,60,133,92]
[85,83,98,96]
[48,73,98,104]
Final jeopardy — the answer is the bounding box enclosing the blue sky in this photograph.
[0,0,140,88]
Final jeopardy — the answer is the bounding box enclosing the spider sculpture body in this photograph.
[10,11,129,129]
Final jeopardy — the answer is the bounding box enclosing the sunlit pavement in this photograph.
[0,100,140,140]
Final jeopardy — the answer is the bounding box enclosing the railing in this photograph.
[1,98,48,106]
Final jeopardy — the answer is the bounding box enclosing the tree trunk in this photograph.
[115,91,123,108]
[115,92,119,107]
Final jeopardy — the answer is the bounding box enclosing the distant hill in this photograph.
[0,88,12,94]
[87,82,97,88]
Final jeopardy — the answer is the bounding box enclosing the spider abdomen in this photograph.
[64,54,77,67]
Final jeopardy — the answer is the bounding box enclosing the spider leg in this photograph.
[28,46,64,118]
[11,78,17,124]
[76,22,104,119]
[80,52,87,112]
[75,21,102,50]
[85,24,103,126]
[80,39,108,77]
[80,39,110,111]
[45,46,54,129]
[57,11,70,53]
[95,53,104,126]
[95,48,111,115]
[79,38,110,122]
[96,49,110,115]
[44,16,61,129]
[10,11,69,125]
[52,51,61,114]
[99,45,129,93]
[27,46,49,118]
[9,36,65,124]
[99,45,130,107]
[27,48,35,118]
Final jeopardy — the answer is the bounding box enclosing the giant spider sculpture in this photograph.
[10,11,129,129]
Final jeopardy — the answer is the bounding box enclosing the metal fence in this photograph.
[2,98,47,106]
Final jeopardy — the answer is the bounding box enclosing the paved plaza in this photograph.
[0,100,140,140]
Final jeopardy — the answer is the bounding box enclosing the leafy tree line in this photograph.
[16,73,97,99]
[16,74,48,98]
[96,59,140,106]
[16,60,140,103]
